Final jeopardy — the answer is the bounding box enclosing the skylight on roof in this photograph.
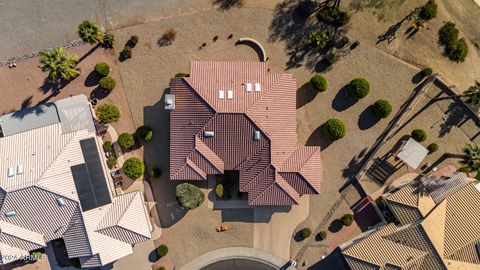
[17,164,24,175]
[56,197,66,207]
[5,211,16,218]
[219,90,224,99]
[204,131,214,137]
[254,131,261,140]
[227,90,233,100]
[254,83,261,92]
[7,167,14,177]
[246,83,252,92]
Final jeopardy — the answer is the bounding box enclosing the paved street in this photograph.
[0,0,209,59]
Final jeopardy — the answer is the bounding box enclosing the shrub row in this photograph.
[439,22,468,62]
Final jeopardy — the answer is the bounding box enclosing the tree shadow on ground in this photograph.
[269,0,343,70]
[332,85,357,112]
[293,230,306,242]
[38,77,71,94]
[213,0,244,11]
[358,105,380,130]
[328,219,343,233]
[341,148,369,179]
[84,70,100,87]
[306,123,333,150]
[148,250,159,263]
[308,248,349,270]
[411,71,425,84]
[78,43,101,63]
[439,100,470,138]
[376,19,405,44]
[144,93,188,228]
[90,87,109,100]
[21,96,33,109]
[314,58,333,73]
[297,82,317,108]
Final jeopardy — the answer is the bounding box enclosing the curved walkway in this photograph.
[180,247,293,270]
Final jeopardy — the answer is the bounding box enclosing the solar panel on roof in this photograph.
[71,138,111,211]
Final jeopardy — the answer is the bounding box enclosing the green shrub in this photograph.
[446,38,468,62]
[341,214,354,226]
[310,74,328,92]
[150,168,162,178]
[127,35,139,48]
[96,103,121,123]
[175,72,189,77]
[439,22,459,46]
[95,62,110,77]
[31,251,43,261]
[103,32,114,48]
[156,267,166,270]
[123,157,145,180]
[427,143,439,153]
[99,76,116,92]
[215,184,224,198]
[372,99,392,118]
[300,228,312,239]
[176,183,205,209]
[136,125,154,141]
[156,244,168,258]
[118,133,135,150]
[317,6,350,27]
[411,129,427,142]
[297,0,316,18]
[103,141,113,152]
[457,167,471,173]
[323,118,346,141]
[317,231,327,241]
[120,47,132,61]
[348,78,370,99]
[326,52,338,65]
[77,21,103,44]
[420,0,438,21]
[421,67,433,77]
[107,156,117,169]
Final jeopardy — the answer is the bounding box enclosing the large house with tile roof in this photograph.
[0,95,151,268]
[340,179,480,270]
[168,61,324,205]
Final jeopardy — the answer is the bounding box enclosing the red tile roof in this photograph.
[169,61,323,205]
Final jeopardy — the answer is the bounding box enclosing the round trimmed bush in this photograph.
[123,157,145,180]
[341,214,354,226]
[99,76,116,92]
[156,244,168,258]
[175,72,189,78]
[317,6,350,27]
[421,67,433,77]
[348,78,370,99]
[427,143,439,153]
[323,118,346,141]
[446,38,468,63]
[439,22,459,46]
[103,141,113,152]
[411,129,427,142]
[310,74,328,92]
[300,228,312,239]
[372,99,392,118]
[317,231,327,241]
[150,168,162,178]
[136,125,154,141]
[95,62,110,77]
[96,103,121,123]
[118,133,135,150]
[176,183,205,210]
[156,267,166,270]
[215,184,224,198]
[420,0,438,21]
[107,156,117,169]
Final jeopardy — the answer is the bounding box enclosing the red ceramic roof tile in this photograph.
[169,62,323,205]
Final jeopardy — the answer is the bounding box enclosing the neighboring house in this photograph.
[0,95,151,268]
[340,181,480,270]
[167,61,323,205]
[382,173,472,225]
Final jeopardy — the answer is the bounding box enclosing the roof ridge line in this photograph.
[97,192,138,230]
[194,137,223,172]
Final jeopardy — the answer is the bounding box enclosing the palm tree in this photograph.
[77,21,103,44]
[40,47,80,82]
[460,143,480,180]
[463,81,480,106]
[308,31,329,48]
